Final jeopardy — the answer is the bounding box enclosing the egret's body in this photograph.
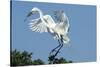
[25,7,70,55]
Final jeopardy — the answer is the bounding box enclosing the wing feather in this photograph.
[29,18,48,33]
[43,15,56,28]
[54,11,70,33]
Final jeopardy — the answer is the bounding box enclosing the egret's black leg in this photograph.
[53,35,63,55]
[54,39,63,58]
[52,35,63,63]
[51,41,63,64]
[49,39,61,55]
[49,35,64,64]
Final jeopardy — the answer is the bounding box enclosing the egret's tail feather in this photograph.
[62,35,70,44]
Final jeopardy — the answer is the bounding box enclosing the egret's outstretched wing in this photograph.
[62,12,70,28]
[62,12,70,33]
[29,18,48,33]
[55,11,70,32]
[43,15,56,28]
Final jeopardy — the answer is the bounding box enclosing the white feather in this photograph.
[26,7,70,44]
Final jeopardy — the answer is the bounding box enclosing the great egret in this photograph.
[25,7,70,55]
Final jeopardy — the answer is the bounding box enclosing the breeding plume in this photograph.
[25,7,70,54]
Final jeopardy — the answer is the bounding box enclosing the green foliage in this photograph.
[11,49,33,66]
[32,59,45,65]
[53,57,72,64]
[48,55,72,64]
[11,49,44,66]
[11,49,72,66]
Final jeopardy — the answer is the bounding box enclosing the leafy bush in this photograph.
[11,49,72,66]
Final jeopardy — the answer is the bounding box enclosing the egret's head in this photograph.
[31,7,40,13]
[26,7,39,18]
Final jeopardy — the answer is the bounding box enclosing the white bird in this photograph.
[25,7,70,54]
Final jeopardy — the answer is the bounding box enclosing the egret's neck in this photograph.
[38,10,42,18]
[36,9,43,19]
[37,9,46,23]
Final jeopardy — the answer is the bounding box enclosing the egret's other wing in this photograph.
[54,11,69,29]
[29,18,48,33]
[64,14,70,33]
[43,15,56,28]
[60,12,70,33]
[63,13,69,28]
